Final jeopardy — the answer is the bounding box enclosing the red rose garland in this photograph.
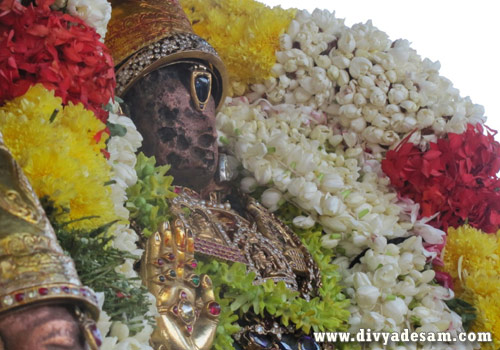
[0,0,115,122]
[382,124,500,233]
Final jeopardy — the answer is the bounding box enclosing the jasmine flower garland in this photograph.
[250,9,486,156]
[213,6,479,349]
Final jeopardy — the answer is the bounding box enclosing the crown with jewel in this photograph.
[106,0,228,111]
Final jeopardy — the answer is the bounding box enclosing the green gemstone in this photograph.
[191,275,200,286]
[169,270,176,278]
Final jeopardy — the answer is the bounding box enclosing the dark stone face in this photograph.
[123,64,218,192]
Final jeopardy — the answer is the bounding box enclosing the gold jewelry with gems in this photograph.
[140,220,219,350]
[190,64,212,112]
[0,133,101,349]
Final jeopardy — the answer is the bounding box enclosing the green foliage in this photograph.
[126,153,176,237]
[52,219,153,334]
[196,202,351,349]
[445,298,477,332]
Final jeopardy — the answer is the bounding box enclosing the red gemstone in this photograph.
[62,286,70,293]
[80,288,88,297]
[190,261,198,268]
[157,258,164,266]
[167,253,175,261]
[180,291,187,299]
[38,287,49,296]
[172,306,179,315]
[208,301,221,316]
[186,325,193,333]
[15,293,25,302]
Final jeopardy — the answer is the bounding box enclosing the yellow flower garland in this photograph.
[0,84,117,229]
[443,226,500,349]
[181,0,295,95]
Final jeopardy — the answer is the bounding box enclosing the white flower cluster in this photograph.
[51,0,111,40]
[215,8,479,347]
[97,104,158,350]
[217,99,407,257]
[247,9,486,158]
[336,236,471,350]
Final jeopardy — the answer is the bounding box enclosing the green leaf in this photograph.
[107,122,128,137]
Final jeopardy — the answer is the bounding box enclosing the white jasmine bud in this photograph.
[340,104,361,119]
[261,188,282,212]
[353,93,367,106]
[251,83,266,95]
[294,87,311,103]
[416,108,435,128]
[356,286,380,310]
[388,84,408,104]
[293,215,315,229]
[362,105,378,122]
[353,272,372,288]
[331,55,350,69]
[382,298,407,324]
[322,195,344,215]
[240,177,257,193]
[420,269,435,284]
[336,85,355,105]
[349,57,372,78]
[315,55,331,69]
[284,59,298,72]
[372,114,391,129]
[359,75,375,88]
[287,19,301,39]
[320,215,347,232]
[350,117,367,133]
[381,131,399,145]
[327,65,340,80]
[280,33,293,50]
[321,172,344,192]
[362,126,384,143]
[328,134,343,147]
[264,77,277,91]
[271,63,285,77]
[385,69,397,83]
[385,104,400,115]
[400,100,418,113]
[369,87,386,107]
[337,69,350,86]
[370,64,384,75]
[343,131,358,147]
[338,32,356,53]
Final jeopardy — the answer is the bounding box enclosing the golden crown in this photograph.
[106,0,228,111]
[0,134,99,320]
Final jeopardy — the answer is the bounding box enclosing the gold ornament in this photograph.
[169,187,321,298]
[141,219,219,350]
[0,133,100,349]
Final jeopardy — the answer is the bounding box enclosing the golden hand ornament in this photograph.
[141,218,220,350]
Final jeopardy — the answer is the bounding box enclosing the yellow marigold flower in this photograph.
[442,226,500,349]
[181,0,295,95]
[0,84,117,230]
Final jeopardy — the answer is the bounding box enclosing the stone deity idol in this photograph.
[106,1,324,350]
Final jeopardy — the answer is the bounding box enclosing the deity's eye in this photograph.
[190,65,212,112]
